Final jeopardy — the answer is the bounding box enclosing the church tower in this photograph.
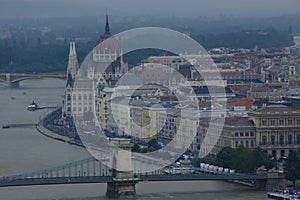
[63,40,79,125]
[67,40,79,84]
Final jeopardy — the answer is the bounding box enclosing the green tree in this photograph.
[191,157,201,167]
[231,146,256,173]
[132,144,141,153]
[148,138,160,150]
[284,150,300,186]
[252,147,275,170]
[216,147,234,168]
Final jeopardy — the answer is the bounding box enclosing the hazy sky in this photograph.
[1,0,300,19]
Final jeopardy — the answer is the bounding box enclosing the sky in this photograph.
[1,0,300,19]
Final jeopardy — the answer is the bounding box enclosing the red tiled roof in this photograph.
[231,85,251,92]
[228,99,253,109]
[250,86,269,92]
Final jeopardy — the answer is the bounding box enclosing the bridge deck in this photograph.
[0,157,268,187]
[0,173,267,187]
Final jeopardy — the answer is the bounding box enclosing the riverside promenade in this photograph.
[36,108,69,143]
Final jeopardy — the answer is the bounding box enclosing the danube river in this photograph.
[0,79,268,199]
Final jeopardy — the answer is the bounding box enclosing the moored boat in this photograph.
[2,125,10,129]
[27,101,39,111]
[268,191,299,200]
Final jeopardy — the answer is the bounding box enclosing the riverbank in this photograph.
[36,108,69,143]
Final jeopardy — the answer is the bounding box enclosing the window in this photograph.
[262,120,267,126]
[240,141,244,146]
[272,150,276,158]
[279,119,284,125]
[280,135,284,146]
[270,119,275,126]
[246,140,249,147]
[271,135,275,145]
[250,132,255,137]
[251,140,254,148]
[235,132,239,137]
[235,141,238,148]
[262,136,267,145]
[297,119,300,125]
[245,132,249,137]
[288,119,293,125]
[240,132,244,137]
[288,134,292,145]
[280,150,285,157]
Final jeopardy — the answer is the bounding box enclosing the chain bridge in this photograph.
[0,156,282,198]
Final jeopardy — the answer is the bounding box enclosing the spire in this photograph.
[100,9,112,40]
[67,39,79,86]
[105,10,110,35]
[69,40,73,57]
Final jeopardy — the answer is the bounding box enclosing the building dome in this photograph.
[95,36,121,55]
[92,12,121,63]
[93,37,120,63]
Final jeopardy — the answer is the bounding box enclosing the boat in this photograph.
[27,101,40,111]
[2,125,10,129]
[268,191,299,200]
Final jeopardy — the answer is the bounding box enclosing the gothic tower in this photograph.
[67,40,79,84]
[63,40,79,125]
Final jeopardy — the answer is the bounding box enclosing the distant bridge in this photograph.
[0,73,67,87]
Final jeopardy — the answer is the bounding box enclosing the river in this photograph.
[0,78,269,199]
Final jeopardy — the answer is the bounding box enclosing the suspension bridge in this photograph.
[0,155,282,198]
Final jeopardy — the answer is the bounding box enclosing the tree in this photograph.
[231,146,256,173]
[252,147,275,170]
[284,150,300,186]
[132,144,140,153]
[148,138,161,150]
[216,147,234,168]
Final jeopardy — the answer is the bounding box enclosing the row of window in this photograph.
[261,134,300,145]
[72,107,92,112]
[261,118,300,126]
[67,94,94,101]
[271,149,300,157]
[235,140,255,148]
[234,131,255,137]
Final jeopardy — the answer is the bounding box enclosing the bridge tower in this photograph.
[106,138,137,198]
[5,73,19,87]
[256,167,284,191]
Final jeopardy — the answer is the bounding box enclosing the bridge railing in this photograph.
[0,157,110,181]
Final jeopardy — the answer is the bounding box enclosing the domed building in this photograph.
[88,12,128,86]
[63,12,128,125]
